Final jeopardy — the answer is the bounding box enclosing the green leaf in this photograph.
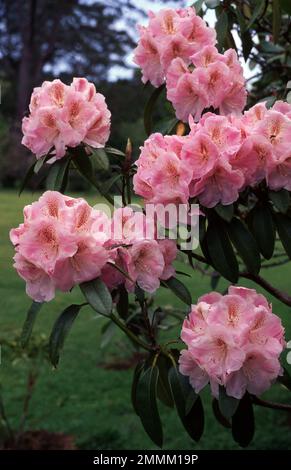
[277,367,291,390]
[100,320,117,349]
[212,399,231,428]
[49,304,82,367]
[249,205,275,260]
[156,355,174,408]
[135,365,163,447]
[116,285,129,320]
[192,0,204,13]
[241,30,253,61]
[280,0,291,15]
[20,301,43,347]
[163,277,192,306]
[46,157,71,192]
[274,213,291,259]
[102,173,122,194]
[218,386,240,420]
[205,0,220,8]
[227,218,261,274]
[153,117,179,135]
[247,0,265,29]
[269,189,290,213]
[232,393,255,447]
[215,10,228,50]
[34,155,49,174]
[131,361,145,415]
[206,217,239,282]
[214,203,234,222]
[91,148,109,171]
[272,0,281,43]
[210,273,220,290]
[144,85,165,136]
[105,147,126,157]
[169,366,203,442]
[19,161,36,196]
[80,278,112,316]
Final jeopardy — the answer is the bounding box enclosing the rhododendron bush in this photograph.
[11,3,291,449]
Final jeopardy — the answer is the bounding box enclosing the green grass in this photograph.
[0,189,291,449]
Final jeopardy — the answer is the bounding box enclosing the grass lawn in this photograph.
[0,189,291,450]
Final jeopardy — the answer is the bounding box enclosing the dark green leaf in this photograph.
[20,301,42,347]
[232,393,255,447]
[136,365,163,447]
[214,203,234,222]
[206,217,239,282]
[116,285,129,320]
[91,148,109,171]
[163,277,192,306]
[49,304,82,367]
[212,399,231,428]
[249,205,275,260]
[218,386,240,420]
[228,218,261,274]
[269,189,290,213]
[105,146,126,157]
[156,355,174,408]
[274,213,291,259]
[247,0,265,29]
[34,155,49,174]
[215,10,228,50]
[169,366,204,442]
[80,278,112,316]
[102,173,122,194]
[144,85,165,136]
[280,0,291,15]
[46,157,71,192]
[100,320,117,349]
[210,273,220,290]
[18,161,36,196]
[153,117,179,136]
[241,30,253,61]
[131,361,145,415]
[277,367,291,390]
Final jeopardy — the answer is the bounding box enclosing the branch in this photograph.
[239,271,291,307]
[181,249,291,307]
[252,395,291,412]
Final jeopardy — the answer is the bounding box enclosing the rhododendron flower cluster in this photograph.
[134,101,291,208]
[134,8,246,121]
[179,286,285,399]
[166,46,247,121]
[22,78,111,162]
[133,7,216,87]
[10,192,177,302]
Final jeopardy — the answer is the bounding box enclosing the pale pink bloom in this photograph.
[179,286,285,399]
[181,132,219,178]
[201,114,242,154]
[256,110,291,157]
[165,56,190,91]
[71,77,96,102]
[179,349,209,393]
[160,34,196,71]
[190,160,244,208]
[166,67,208,121]
[268,151,291,191]
[128,240,165,293]
[83,93,111,148]
[191,45,220,68]
[219,79,247,116]
[111,207,146,244]
[53,236,109,292]
[226,350,282,399]
[158,239,177,280]
[13,253,55,302]
[242,102,268,130]
[133,28,164,87]
[273,100,291,118]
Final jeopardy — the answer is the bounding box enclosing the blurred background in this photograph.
[0,0,291,450]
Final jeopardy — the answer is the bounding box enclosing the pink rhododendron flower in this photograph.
[22,78,111,161]
[179,286,285,399]
[166,46,246,122]
[11,192,178,301]
[133,7,216,87]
